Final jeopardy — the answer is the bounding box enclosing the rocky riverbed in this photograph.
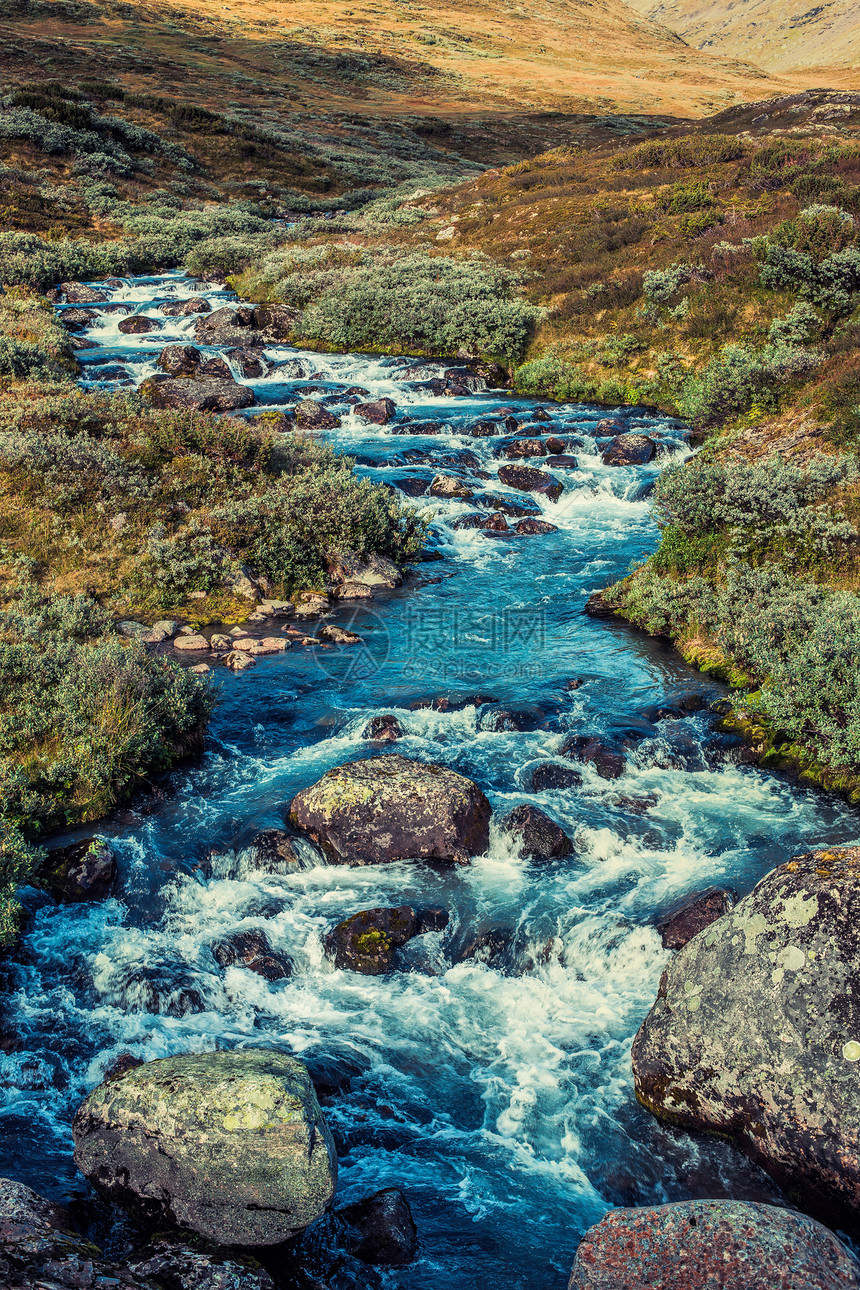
[2,271,860,1288]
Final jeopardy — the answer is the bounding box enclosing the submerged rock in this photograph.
[212,929,292,980]
[530,763,582,791]
[632,846,860,1233]
[497,464,563,502]
[37,836,116,902]
[569,1199,860,1289]
[362,714,404,742]
[248,829,305,873]
[560,734,626,780]
[601,434,656,466]
[656,886,736,949]
[324,906,419,974]
[72,1049,337,1246]
[452,512,511,532]
[289,754,491,865]
[501,804,574,861]
[339,1188,418,1266]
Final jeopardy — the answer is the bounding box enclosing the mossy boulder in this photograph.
[324,906,419,974]
[38,836,116,902]
[289,754,491,865]
[72,1049,337,1246]
[632,846,860,1233]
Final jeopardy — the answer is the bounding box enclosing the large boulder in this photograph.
[296,399,341,429]
[119,316,159,335]
[72,1049,337,1245]
[253,302,299,340]
[632,846,860,1232]
[560,734,626,779]
[497,464,563,502]
[354,397,397,425]
[145,377,255,412]
[569,1200,860,1289]
[289,755,491,865]
[161,297,212,316]
[328,550,402,590]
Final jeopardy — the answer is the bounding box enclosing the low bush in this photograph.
[611,134,744,171]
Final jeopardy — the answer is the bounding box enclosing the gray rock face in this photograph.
[289,755,491,865]
[145,378,255,412]
[129,1237,276,1289]
[72,1049,337,1246]
[632,846,860,1233]
[569,1200,860,1290]
[0,1176,153,1289]
[296,400,341,429]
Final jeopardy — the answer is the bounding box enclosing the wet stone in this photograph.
[501,804,574,861]
[530,763,583,791]
[38,836,116,902]
[560,734,626,779]
[362,714,404,742]
[656,887,737,949]
[338,1188,418,1267]
[212,929,292,980]
[324,906,420,974]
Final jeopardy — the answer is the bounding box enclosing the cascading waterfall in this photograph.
[3,271,859,1287]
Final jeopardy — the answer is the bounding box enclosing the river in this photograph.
[3,271,859,1287]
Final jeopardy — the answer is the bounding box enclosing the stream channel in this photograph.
[3,271,860,1287]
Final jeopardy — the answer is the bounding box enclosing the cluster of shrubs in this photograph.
[0,383,425,606]
[610,134,745,171]
[234,244,542,361]
[0,583,213,944]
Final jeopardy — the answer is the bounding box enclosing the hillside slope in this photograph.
[0,0,782,118]
[628,0,860,79]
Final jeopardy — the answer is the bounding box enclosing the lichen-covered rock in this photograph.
[158,344,201,376]
[354,397,397,425]
[38,836,116,902]
[289,754,491,865]
[569,1199,860,1289]
[501,804,574,861]
[248,830,304,873]
[632,846,860,1232]
[119,316,159,335]
[656,886,736,949]
[129,1236,276,1289]
[72,1049,337,1245]
[296,400,341,429]
[0,1176,152,1289]
[324,906,419,974]
[362,714,404,742]
[429,473,473,498]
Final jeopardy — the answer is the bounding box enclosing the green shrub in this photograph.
[611,134,744,171]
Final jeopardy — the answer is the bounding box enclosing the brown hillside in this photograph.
[627,0,860,82]
[0,0,785,119]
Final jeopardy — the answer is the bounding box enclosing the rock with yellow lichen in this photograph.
[71,1049,337,1245]
[632,846,860,1235]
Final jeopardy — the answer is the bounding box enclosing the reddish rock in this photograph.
[530,763,582,791]
[452,512,511,532]
[212,929,292,980]
[516,518,559,534]
[160,298,212,317]
[118,316,159,335]
[560,734,626,779]
[362,714,404,742]
[498,464,563,502]
[501,439,547,459]
[355,397,397,424]
[657,886,736,949]
[569,1200,860,1289]
[545,436,566,454]
[225,346,265,378]
[158,344,201,376]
